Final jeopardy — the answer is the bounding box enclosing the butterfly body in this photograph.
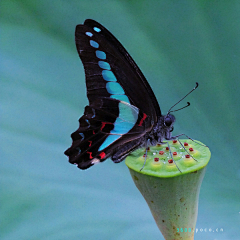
[65,19,176,169]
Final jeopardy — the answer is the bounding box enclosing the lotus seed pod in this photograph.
[125,139,211,240]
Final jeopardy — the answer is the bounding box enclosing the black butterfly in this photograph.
[64,19,198,170]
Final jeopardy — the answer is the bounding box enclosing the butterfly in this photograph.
[64,19,198,170]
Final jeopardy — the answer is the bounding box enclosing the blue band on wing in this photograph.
[102,70,117,81]
[98,135,121,151]
[110,95,130,103]
[98,102,139,151]
[106,82,125,95]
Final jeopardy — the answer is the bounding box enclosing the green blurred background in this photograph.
[1,1,239,239]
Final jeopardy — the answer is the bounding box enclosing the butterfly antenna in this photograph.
[169,102,190,113]
[167,82,199,115]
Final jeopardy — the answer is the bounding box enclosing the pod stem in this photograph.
[125,139,211,240]
[129,167,206,240]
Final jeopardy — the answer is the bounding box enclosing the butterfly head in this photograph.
[151,114,176,144]
[164,114,175,128]
[163,114,175,139]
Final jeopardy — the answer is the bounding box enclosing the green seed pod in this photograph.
[125,139,211,240]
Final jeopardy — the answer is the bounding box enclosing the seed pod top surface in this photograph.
[125,139,211,178]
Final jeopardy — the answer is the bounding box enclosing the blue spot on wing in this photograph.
[93,27,101,32]
[86,32,93,37]
[106,82,125,94]
[98,61,111,70]
[91,109,96,118]
[96,50,106,60]
[102,70,117,81]
[79,133,84,139]
[90,40,99,48]
[76,147,81,154]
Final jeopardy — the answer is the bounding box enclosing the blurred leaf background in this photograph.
[1,0,240,239]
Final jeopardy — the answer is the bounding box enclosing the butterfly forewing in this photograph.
[75,19,161,119]
[65,19,162,169]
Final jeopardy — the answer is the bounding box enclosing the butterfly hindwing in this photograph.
[65,98,150,169]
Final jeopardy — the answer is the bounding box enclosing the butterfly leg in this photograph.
[175,133,208,147]
[166,141,182,173]
[160,141,182,173]
[140,138,151,171]
[176,138,198,162]
[139,148,148,171]
[165,135,199,162]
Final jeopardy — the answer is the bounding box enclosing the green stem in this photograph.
[125,139,211,240]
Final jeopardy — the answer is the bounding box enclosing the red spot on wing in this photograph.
[138,113,147,126]
[87,152,93,159]
[100,122,112,131]
[101,122,106,131]
[88,141,92,147]
[99,152,106,159]
[93,130,95,134]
